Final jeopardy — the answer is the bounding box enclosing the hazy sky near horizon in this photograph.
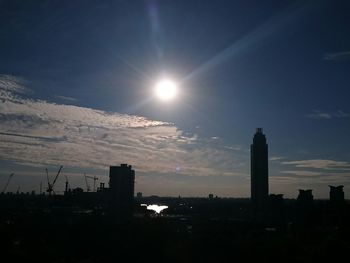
[1,0,350,198]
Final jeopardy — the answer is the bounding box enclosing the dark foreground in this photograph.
[1,195,350,262]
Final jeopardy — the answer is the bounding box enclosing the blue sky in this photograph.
[0,0,350,198]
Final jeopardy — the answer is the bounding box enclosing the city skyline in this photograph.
[1,0,350,198]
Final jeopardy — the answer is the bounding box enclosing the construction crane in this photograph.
[46,166,63,195]
[1,173,14,193]
[84,174,98,192]
[84,173,90,192]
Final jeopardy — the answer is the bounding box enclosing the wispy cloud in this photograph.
[306,110,349,120]
[54,95,78,102]
[323,51,350,61]
[275,159,350,191]
[270,156,284,161]
[0,74,29,94]
[281,170,322,177]
[270,173,350,185]
[0,75,246,178]
[282,159,350,170]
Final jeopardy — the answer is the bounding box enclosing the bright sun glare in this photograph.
[154,79,177,101]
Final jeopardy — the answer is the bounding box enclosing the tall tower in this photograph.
[109,164,135,216]
[251,128,269,214]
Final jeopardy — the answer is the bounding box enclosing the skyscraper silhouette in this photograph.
[109,164,135,217]
[251,128,269,215]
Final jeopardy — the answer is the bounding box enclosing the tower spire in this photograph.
[251,128,269,216]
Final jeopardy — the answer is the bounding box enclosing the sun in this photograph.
[154,79,177,101]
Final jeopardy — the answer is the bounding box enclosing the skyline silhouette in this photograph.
[0,129,347,202]
[0,0,350,263]
[1,0,350,199]
[1,1,350,262]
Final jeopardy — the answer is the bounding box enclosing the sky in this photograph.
[0,0,350,198]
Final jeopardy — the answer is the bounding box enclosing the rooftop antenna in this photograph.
[46,168,50,193]
[64,175,70,194]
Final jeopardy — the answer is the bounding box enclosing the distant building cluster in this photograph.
[250,128,345,217]
[0,129,347,219]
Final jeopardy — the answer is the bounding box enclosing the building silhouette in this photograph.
[329,185,344,203]
[251,128,269,215]
[109,164,135,216]
[297,189,313,202]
